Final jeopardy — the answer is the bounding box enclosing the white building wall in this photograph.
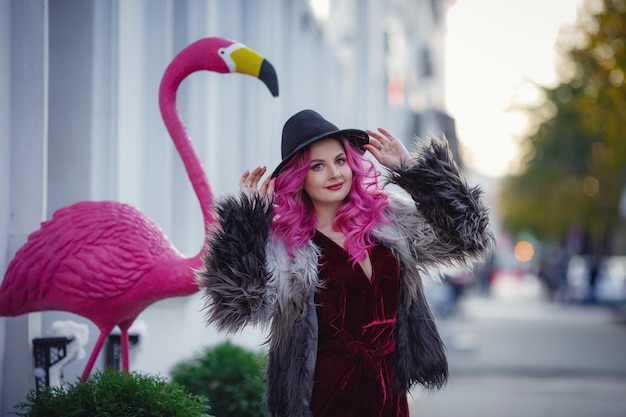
[1,0,452,413]
[0,0,11,410]
[2,0,49,413]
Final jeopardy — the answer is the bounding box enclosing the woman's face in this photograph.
[303,138,353,209]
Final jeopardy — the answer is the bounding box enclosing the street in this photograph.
[409,274,626,417]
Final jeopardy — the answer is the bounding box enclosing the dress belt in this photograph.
[319,325,396,381]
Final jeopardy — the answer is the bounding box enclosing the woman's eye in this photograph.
[312,163,323,171]
[336,158,346,165]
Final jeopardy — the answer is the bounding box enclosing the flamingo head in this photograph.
[167,37,279,97]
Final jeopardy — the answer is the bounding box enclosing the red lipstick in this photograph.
[327,182,344,190]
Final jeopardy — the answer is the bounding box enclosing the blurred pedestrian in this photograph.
[196,109,493,417]
[442,269,473,314]
[587,253,602,304]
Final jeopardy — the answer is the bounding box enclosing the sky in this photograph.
[445,0,585,177]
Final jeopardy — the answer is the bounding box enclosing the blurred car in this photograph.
[566,255,626,303]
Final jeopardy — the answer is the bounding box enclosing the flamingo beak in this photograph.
[230,46,279,97]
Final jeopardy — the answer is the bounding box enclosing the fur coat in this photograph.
[195,137,493,417]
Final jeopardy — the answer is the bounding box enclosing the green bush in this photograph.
[11,368,210,417]
[170,341,269,417]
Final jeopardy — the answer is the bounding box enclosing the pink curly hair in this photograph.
[272,138,390,265]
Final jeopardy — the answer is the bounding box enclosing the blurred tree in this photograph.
[499,0,626,257]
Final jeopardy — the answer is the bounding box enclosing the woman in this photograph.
[196,109,493,417]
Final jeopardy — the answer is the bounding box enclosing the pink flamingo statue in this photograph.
[0,37,279,380]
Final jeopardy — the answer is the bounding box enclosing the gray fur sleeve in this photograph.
[195,193,274,332]
[386,136,494,269]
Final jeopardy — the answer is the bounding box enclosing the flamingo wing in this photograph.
[0,201,179,316]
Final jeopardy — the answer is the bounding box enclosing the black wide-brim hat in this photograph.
[271,109,369,177]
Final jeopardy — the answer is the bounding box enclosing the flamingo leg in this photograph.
[80,328,111,381]
[120,326,130,371]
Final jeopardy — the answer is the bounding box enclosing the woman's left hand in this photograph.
[365,128,411,170]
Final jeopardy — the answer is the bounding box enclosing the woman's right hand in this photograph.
[240,166,275,198]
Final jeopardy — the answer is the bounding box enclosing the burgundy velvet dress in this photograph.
[310,232,409,417]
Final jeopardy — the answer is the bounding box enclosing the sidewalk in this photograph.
[409,275,626,417]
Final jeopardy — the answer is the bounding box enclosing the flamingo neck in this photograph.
[159,67,215,239]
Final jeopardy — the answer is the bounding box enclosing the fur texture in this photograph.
[195,194,275,332]
[387,136,493,264]
[395,275,448,389]
[265,296,318,417]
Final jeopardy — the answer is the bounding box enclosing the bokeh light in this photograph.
[514,240,535,262]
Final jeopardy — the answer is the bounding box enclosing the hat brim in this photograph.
[271,129,369,177]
